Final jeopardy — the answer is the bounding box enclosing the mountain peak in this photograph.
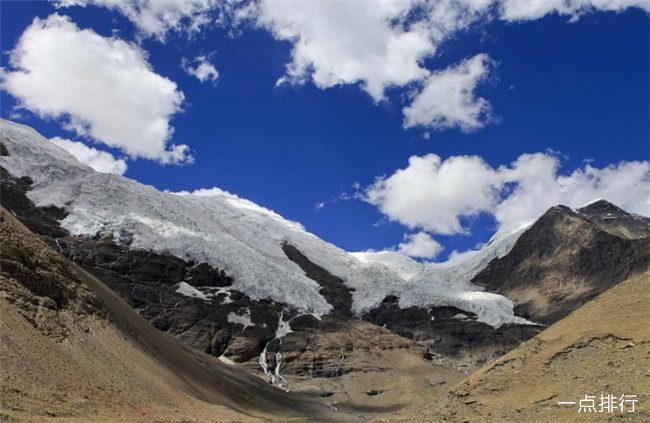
[577,199,650,239]
[577,198,627,216]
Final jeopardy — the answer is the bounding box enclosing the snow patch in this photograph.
[227,310,254,330]
[176,282,209,300]
[577,198,606,209]
[353,220,535,327]
[259,311,293,391]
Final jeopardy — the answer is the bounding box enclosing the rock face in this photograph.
[282,242,353,317]
[362,296,540,365]
[54,234,290,361]
[578,199,650,239]
[0,166,68,238]
[250,316,468,412]
[472,203,650,324]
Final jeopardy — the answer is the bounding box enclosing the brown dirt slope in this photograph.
[404,270,650,422]
[0,207,352,423]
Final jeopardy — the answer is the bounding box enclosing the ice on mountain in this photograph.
[0,118,535,328]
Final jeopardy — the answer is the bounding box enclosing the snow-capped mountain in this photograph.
[5,117,647,397]
[0,118,529,327]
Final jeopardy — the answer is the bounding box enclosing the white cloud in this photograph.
[364,152,650,235]
[365,153,499,234]
[248,0,435,102]
[499,0,650,21]
[403,54,493,132]
[232,0,648,130]
[234,0,649,131]
[397,232,444,259]
[1,14,190,164]
[50,136,127,175]
[52,0,218,40]
[182,56,219,83]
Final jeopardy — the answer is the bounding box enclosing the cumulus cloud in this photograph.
[364,152,650,235]
[1,14,190,164]
[397,232,444,259]
[249,0,436,102]
[365,153,499,234]
[52,0,218,40]
[50,137,127,175]
[182,56,219,83]
[403,54,493,132]
[494,153,650,224]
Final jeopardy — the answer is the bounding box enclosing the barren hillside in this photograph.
[396,270,650,422]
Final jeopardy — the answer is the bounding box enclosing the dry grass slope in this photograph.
[403,270,650,422]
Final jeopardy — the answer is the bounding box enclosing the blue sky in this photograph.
[1,1,648,260]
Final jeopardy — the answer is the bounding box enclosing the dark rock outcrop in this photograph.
[54,233,294,362]
[1,166,69,238]
[578,199,650,239]
[282,242,353,316]
[363,296,541,365]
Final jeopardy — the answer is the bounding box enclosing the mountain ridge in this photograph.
[472,201,650,324]
[405,269,650,422]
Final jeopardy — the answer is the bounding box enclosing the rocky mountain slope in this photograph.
[472,202,650,324]
[402,269,650,422]
[0,165,470,413]
[0,206,346,422]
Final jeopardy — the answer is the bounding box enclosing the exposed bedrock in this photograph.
[362,295,541,365]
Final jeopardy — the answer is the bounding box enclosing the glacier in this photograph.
[0,118,533,327]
